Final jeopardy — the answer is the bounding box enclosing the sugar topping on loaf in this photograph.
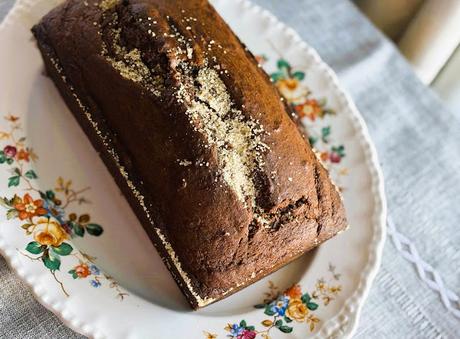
[99,1,270,208]
[96,0,328,230]
[181,67,269,205]
[101,13,164,96]
[99,0,119,11]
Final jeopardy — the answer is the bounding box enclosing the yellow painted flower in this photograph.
[203,331,217,339]
[278,78,299,91]
[286,298,309,322]
[275,79,309,103]
[307,315,320,331]
[329,285,342,294]
[32,217,67,247]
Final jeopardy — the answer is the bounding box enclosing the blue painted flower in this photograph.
[43,199,65,224]
[90,265,100,275]
[90,279,101,288]
[228,324,244,337]
[270,295,289,316]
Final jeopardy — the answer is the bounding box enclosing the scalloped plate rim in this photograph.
[0,0,387,338]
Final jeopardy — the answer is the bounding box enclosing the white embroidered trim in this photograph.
[388,217,460,318]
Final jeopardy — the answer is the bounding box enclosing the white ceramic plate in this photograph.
[0,0,386,338]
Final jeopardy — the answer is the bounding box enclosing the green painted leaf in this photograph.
[42,252,61,271]
[46,190,55,200]
[307,302,319,310]
[21,223,32,229]
[239,320,247,328]
[278,325,293,334]
[254,304,266,309]
[13,168,21,175]
[8,176,20,187]
[275,319,283,328]
[308,136,318,147]
[25,241,44,255]
[277,59,290,71]
[73,223,85,237]
[318,98,327,106]
[284,316,293,323]
[6,209,18,220]
[322,126,331,138]
[6,158,13,165]
[293,71,305,81]
[24,170,38,179]
[247,326,255,331]
[52,242,73,256]
[264,306,275,316]
[271,72,285,82]
[0,197,11,208]
[322,108,336,116]
[321,126,331,143]
[0,155,6,164]
[86,223,103,236]
[301,293,311,304]
[332,145,346,157]
[68,269,78,279]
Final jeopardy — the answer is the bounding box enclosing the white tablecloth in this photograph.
[1,0,459,337]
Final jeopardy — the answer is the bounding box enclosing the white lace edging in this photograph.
[387,217,460,318]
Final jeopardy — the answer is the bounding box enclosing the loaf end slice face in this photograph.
[32,0,348,308]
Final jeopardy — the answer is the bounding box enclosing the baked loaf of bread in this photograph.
[32,0,348,308]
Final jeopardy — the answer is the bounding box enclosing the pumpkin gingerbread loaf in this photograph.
[32,0,348,308]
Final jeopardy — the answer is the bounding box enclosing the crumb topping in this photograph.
[108,48,150,83]
[99,3,270,209]
[101,13,164,96]
[178,66,269,206]
[99,0,119,11]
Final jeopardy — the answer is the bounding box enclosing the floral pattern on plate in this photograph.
[205,265,342,338]
[0,115,127,299]
[259,55,349,187]
[0,0,386,337]
[202,55,349,338]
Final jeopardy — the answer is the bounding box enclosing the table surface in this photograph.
[1,0,459,338]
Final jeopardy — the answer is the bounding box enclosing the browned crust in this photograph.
[32,0,347,308]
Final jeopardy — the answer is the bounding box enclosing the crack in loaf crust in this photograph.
[32,0,348,308]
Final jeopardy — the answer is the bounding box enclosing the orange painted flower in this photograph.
[14,193,47,220]
[294,99,322,121]
[255,55,267,65]
[4,115,19,122]
[320,151,329,162]
[32,217,68,247]
[75,264,91,278]
[285,284,302,299]
[17,149,30,162]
